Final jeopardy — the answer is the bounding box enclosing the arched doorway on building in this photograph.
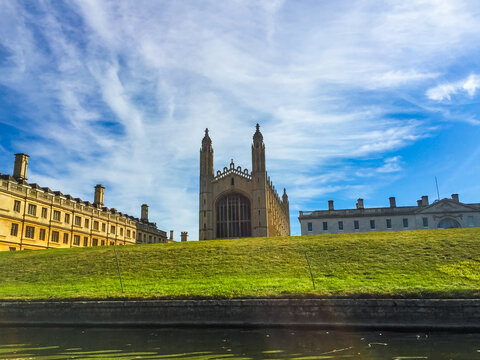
[216,193,251,238]
[437,218,461,229]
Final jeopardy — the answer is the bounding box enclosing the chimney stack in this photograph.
[421,195,429,206]
[170,230,174,241]
[181,232,188,242]
[13,153,29,181]
[417,200,422,207]
[356,198,364,209]
[328,200,334,211]
[451,194,459,202]
[93,184,105,207]
[141,204,149,222]
[389,197,396,208]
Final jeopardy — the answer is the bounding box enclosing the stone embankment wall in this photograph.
[1,299,480,329]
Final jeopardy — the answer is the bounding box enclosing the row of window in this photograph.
[11,223,163,244]
[10,223,119,246]
[13,200,134,237]
[11,223,162,245]
[137,233,162,243]
[307,217,429,232]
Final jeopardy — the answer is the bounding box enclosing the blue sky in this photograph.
[1,0,480,238]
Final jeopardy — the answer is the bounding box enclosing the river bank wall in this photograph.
[1,299,479,329]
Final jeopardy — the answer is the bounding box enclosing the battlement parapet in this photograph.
[213,160,252,182]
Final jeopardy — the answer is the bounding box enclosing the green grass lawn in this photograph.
[0,228,479,300]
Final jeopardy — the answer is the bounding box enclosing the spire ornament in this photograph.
[253,123,263,143]
[202,128,212,151]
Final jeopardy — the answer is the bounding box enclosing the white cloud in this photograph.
[426,74,480,101]
[368,70,438,89]
[377,156,403,173]
[354,156,403,177]
[463,74,480,96]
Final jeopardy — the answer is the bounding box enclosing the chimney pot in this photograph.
[13,153,29,181]
[141,204,149,222]
[169,230,174,241]
[356,198,364,209]
[328,200,334,211]
[451,194,459,202]
[417,200,422,207]
[421,195,429,206]
[389,197,396,208]
[93,184,105,207]
[181,232,188,242]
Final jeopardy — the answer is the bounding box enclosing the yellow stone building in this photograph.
[199,124,290,240]
[0,153,167,251]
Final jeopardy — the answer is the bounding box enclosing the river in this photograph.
[0,327,478,359]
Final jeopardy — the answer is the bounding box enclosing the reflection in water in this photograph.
[0,327,478,359]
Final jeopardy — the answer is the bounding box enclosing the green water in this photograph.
[0,327,478,359]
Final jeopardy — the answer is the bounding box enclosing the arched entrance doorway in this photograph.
[437,218,461,229]
[216,193,251,238]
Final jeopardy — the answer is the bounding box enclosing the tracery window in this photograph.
[216,193,251,238]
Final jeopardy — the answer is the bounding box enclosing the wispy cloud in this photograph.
[355,156,403,177]
[426,74,480,101]
[1,1,480,237]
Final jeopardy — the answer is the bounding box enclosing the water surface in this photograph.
[0,327,479,359]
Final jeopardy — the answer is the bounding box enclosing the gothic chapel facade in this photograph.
[199,125,290,240]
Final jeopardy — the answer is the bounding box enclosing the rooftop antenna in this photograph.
[435,176,440,201]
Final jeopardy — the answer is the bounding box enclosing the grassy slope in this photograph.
[0,228,479,300]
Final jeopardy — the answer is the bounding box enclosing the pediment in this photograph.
[418,199,477,214]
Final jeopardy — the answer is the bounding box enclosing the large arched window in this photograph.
[438,218,461,229]
[216,193,251,238]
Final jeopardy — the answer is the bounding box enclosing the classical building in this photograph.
[299,195,480,235]
[0,153,168,251]
[199,124,290,240]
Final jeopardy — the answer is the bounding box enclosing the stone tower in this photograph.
[199,124,290,240]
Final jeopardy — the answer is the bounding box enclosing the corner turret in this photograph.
[199,128,215,240]
[282,188,290,235]
[200,128,214,178]
[251,124,268,237]
[252,124,265,174]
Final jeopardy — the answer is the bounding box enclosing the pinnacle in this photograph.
[253,123,263,142]
[202,128,212,150]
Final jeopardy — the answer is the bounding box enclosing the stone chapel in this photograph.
[199,124,290,240]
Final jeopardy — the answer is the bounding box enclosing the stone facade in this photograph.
[299,195,480,235]
[199,125,290,240]
[0,153,168,251]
